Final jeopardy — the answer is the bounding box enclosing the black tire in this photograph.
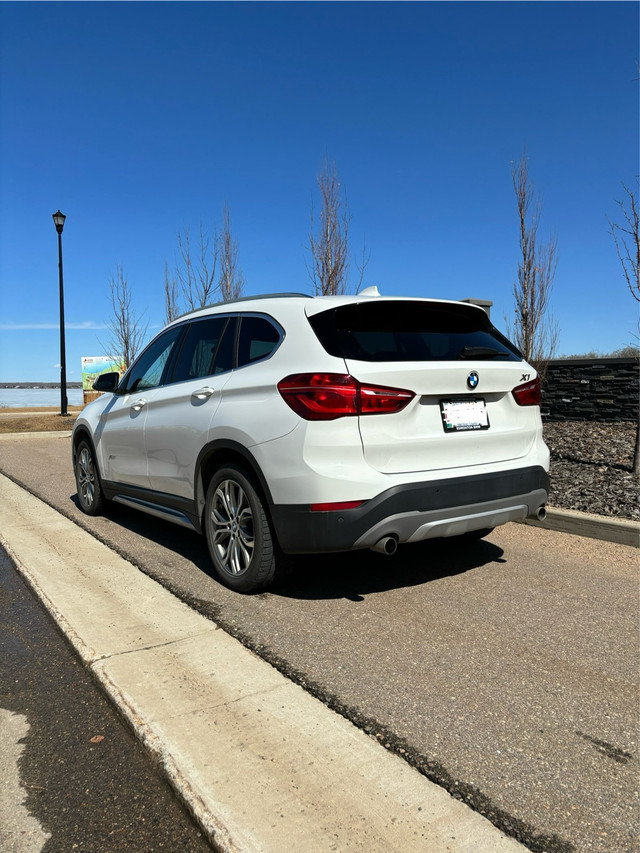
[204,465,277,592]
[74,439,106,516]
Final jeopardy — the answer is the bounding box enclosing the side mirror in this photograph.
[93,372,120,393]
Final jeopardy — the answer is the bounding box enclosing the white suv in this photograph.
[72,291,549,592]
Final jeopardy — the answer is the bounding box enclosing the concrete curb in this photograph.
[524,507,639,548]
[0,473,527,853]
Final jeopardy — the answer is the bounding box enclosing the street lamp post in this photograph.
[52,210,67,416]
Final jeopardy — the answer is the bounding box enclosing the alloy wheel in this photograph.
[77,445,96,509]
[209,478,255,576]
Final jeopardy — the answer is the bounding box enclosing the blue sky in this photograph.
[0,1,637,383]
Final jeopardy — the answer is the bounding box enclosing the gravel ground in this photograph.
[544,420,639,521]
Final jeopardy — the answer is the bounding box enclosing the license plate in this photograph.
[440,398,489,432]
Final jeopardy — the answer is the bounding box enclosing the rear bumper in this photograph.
[271,465,549,553]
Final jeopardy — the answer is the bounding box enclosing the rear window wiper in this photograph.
[457,346,509,360]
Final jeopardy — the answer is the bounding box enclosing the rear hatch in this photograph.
[307,298,540,475]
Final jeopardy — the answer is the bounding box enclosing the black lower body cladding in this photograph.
[271,466,549,553]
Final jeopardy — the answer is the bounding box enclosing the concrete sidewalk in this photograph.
[0,472,527,853]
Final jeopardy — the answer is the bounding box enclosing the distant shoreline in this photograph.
[0,382,83,389]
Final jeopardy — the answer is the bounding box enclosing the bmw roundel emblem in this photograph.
[467,371,479,390]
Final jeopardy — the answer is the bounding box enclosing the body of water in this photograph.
[0,388,85,408]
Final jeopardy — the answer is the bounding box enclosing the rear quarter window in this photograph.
[308,301,522,362]
[237,315,283,367]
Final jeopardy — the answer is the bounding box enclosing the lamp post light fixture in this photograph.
[52,210,68,416]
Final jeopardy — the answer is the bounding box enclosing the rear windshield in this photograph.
[308,301,522,362]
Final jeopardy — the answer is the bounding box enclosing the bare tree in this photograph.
[163,261,180,324]
[608,181,640,474]
[608,182,640,309]
[175,223,218,311]
[103,265,147,372]
[308,158,351,295]
[217,202,245,301]
[167,206,244,315]
[508,154,559,369]
[355,239,371,294]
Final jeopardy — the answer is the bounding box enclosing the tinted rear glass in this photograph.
[308,301,521,362]
[237,316,282,367]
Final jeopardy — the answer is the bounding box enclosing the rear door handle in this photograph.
[192,387,215,400]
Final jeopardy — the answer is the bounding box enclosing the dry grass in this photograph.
[0,407,82,434]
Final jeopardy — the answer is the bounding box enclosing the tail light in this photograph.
[512,377,541,406]
[277,373,414,421]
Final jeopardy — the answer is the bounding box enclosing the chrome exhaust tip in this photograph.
[535,506,547,521]
[371,536,398,556]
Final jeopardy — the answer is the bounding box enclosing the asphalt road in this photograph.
[0,431,637,853]
[0,545,213,852]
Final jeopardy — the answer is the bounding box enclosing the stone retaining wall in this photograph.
[539,357,639,421]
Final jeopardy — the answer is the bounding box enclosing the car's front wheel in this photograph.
[204,465,277,592]
[74,439,106,516]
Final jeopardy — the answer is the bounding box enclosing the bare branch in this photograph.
[355,238,371,294]
[608,182,640,303]
[102,265,147,371]
[175,223,218,311]
[169,206,244,313]
[217,202,245,301]
[163,261,180,324]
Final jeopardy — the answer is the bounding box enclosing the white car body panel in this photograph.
[97,391,155,488]
[145,374,229,497]
[346,359,545,474]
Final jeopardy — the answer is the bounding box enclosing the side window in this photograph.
[170,317,229,384]
[237,316,281,367]
[125,326,182,392]
[212,317,236,374]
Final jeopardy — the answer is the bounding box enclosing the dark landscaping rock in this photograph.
[543,421,638,521]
